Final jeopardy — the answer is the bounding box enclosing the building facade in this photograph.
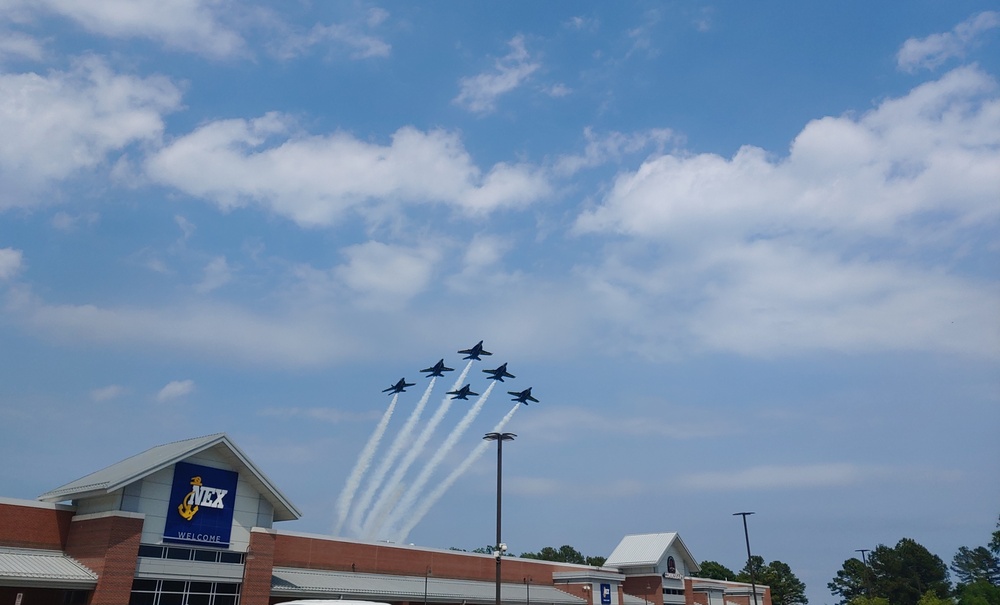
[0,434,770,605]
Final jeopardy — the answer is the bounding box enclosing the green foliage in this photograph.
[695,561,737,581]
[952,546,1000,586]
[586,555,608,567]
[519,545,593,565]
[829,557,870,604]
[735,556,806,605]
[846,597,890,605]
[916,590,954,605]
[957,580,1000,605]
[830,539,950,605]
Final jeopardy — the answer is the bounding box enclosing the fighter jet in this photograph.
[382,378,415,394]
[483,363,515,382]
[421,359,454,378]
[508,388,538,405]
[446,384,479,400]
[457,340,492,360]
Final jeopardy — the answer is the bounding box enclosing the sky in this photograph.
[0,1,998,603]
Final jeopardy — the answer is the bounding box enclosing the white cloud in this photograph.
[0,247,23,279]
[146,116,550,225]
[676,463,882,490]
[897,11,1000,73]
[28,0,245,59]
[555,127,676,176]
[0,56,181,207]
[0,30,45,61]
[90,384,125,402]
[572,66,1000,359]
[196,256,232,294]
[156,379,194,402]
[271,20,390,61]
[334,241,440,306]
[453,35,540,114]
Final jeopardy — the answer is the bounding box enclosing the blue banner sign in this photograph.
[163,461,239,547]
[601,583,612,605]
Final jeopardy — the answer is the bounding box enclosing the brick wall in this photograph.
[622,575,663,605]
[0,501,74,549]
[242,529,277,605]
[64,512,144,605]
[272,533,580,584]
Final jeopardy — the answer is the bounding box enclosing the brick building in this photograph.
[0,434,770,605]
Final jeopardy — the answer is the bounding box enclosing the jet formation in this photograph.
[382,341,538,404]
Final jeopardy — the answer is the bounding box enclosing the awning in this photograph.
[272,567,585,605]
[0,547,98,589]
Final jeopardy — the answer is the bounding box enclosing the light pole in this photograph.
[424,567,432,605]
[524,576,532,605]
[485,432,516,605]
[855,549,871,598]
[733,512,758,605]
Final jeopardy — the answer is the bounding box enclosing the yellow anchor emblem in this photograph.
[177,476,202,521]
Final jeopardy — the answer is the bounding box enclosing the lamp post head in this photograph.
[484,432,516,442]
[733,512,755,516]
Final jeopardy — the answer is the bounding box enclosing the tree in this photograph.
[521,545,586,564]
[736,556,807,605]
[695,561,737,581]
[829,557,869,604]
[953,546,1000,586]
[957,580,1000,605]
[831,539,950,605]
[586,555,608,567]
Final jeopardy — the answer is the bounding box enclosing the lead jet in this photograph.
[382,378,415,394]
[458,340,492,360]
[483,363,515,382]
[446,384,479,400]
[420,359,454,378]
[508,388,538,405]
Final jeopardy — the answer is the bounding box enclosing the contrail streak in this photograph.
[395,402,522,543]
[346,377,437,536]
[333,392,398,536]
[382,381,498,539]
[361,361,473,539]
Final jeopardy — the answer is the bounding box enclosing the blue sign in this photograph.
[163,461,239,547]
[601,583,612,605]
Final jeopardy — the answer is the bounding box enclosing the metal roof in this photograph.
[37,433,301,521]
[0,547,98,589]
[604,532,699,574]
[605,532,679,567]
[272,567,586,605]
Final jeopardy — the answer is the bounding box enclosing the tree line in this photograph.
[827,515,1000,605]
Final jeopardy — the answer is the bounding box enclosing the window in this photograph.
[667,556,676,574]
[129,579,242,605]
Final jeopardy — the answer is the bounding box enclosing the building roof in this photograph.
[604,532,699,574]
[272,567,586,605]
[0,547,98,589]
[37,433,301,521]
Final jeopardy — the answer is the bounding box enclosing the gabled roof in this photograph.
[0,547,98,589]
[37,433,301,521]
[604,532,699,573]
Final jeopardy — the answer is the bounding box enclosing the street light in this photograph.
[733,512,759,605]
[524,576,532,605]
[424,567,432,605]
[485,432,516,605]
[855,549,871,597]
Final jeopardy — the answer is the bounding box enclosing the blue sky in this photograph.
[1,1,998,603]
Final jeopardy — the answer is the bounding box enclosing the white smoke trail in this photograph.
[394,402,522,543]
[361,361,473,539]
[346,377,437,535]
[382,381,498,538]
[333,392,399,536]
